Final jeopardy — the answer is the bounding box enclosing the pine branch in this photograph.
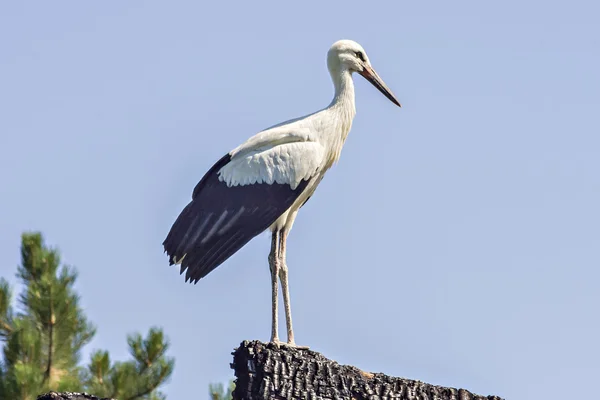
[0,277,14,337]
[122,366,170,400]
[0,319,12,334]
[231,340,504,400]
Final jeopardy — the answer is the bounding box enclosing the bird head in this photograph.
[327,39,401,107]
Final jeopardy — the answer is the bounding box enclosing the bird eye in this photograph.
[355,51,366,62]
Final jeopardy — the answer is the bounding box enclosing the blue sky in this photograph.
[1,1,599,399]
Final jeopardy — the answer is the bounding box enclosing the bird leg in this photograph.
[277,230,294,345]
[278,228,309,349]
[268,230,281,345]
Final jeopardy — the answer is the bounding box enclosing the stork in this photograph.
[163,39,401,347]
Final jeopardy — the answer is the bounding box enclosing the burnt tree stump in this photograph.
[231,340,503,400]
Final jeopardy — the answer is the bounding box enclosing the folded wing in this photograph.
[163,139,325,283]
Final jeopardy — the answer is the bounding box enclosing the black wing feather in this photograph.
[163,154,309,283]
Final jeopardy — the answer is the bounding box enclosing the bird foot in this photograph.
[270,339,309,350]
[287,342,310,350]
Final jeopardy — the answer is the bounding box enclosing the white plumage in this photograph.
[219,133,325,190]
[163,39,401,348]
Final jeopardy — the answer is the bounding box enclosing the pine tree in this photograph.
[83,328,174,400]
[0,232,175,400]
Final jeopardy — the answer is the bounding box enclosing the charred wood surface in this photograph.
[37,393,115,400]
[37,392,115,400]
[231,340,503,400]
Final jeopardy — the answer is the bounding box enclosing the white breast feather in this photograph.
[218,141,325,190]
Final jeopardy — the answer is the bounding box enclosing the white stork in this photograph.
[163,39,401,347]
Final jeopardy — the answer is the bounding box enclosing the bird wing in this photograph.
[163,135,325,284]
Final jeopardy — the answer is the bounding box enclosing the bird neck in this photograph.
[323,69,356,164]
[329,69,356,116]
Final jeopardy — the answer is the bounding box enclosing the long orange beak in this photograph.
[359,64,401,108]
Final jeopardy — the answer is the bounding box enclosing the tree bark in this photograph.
[231,340,504,400]
[37,392,115,400]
